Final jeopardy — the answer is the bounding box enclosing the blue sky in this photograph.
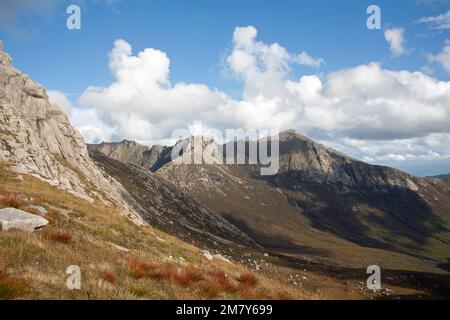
[1,0,450,176]
[1,0,449,93]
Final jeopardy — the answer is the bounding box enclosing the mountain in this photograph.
[3,39,449,299]
[88,140,172,172]
[89,149,255,249]
[0,41,257,253]
[1,40,316,300]
[0,41,146,223]
[149,131,450,273]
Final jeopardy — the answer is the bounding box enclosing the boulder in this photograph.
[0,207,49,232]
[26,204,48,216]
[213,254,231,263]
[201,250,213,261]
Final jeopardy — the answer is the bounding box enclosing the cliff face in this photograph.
[88,140,172,171]
[0,41,142,223]
[270,130,421,192]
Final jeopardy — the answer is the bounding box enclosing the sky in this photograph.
[0,0,450,176]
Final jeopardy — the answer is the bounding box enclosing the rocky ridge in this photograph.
[0,41,143,224]
[88,140,172,172]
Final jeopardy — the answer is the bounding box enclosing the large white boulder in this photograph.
[0,207,49,232]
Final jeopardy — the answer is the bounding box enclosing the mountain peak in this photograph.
[279,129,313,143]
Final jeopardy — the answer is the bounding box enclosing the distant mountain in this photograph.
[90,131,450,272]
[152,131,450,272]
[88,140,172,172]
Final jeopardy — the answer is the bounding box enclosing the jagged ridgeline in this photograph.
[90,126,450,274]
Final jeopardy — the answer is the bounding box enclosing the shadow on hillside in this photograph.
[222,214,331,257]
[259,171,450,260]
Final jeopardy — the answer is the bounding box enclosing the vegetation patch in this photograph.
[0,269,29,300]
[0,191,25,209]
[42,228,72,244]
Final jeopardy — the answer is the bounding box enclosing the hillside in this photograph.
[91,133,450,298]
[150,132,450,274]
[0,162,309,299]
[89,150,255,250]
[0,41,307,300]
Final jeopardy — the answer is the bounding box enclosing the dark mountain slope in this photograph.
[89,150,256,250]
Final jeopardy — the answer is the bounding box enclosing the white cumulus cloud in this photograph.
[384,28,407,56]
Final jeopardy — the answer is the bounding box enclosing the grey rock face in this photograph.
[0,41,142,224]
[88,140,173,172]
[273,130,420,192]
[0,207,49,232]
[88,140,149,166]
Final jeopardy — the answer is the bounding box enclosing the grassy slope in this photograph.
[0,162,310,300]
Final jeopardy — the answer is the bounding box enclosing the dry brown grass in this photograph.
[207,269,237,293]
[42,228,72,244]
[172,265,204,287]
[125,257,154,279]
[0,270,29,299]
[237,273,258,286]
[237,286,270,299]
[197,280,222,299]
[0,191,25,209]
[125,256,173,281]
[0,162,311,300]
[271,291,290,300]
[100,268,117,284]
[148,264,172,281]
